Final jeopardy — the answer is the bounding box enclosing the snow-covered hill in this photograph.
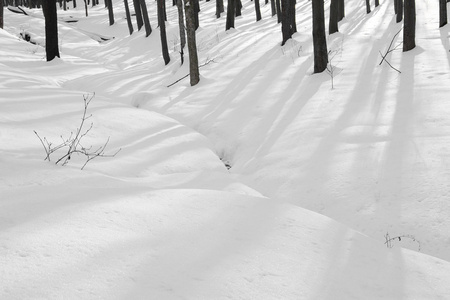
[1,0,450,298]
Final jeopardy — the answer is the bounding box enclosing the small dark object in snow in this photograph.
[220,158,232,170]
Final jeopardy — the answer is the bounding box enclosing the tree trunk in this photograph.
[270,0,276,17]
[329,0,338,34]
[177,0,186,50]
[106,0,114,25]
[124,0,134,34]
[235,0,242,16]
[42,0,60,61]
[0,0,3,29]
[140,0,152,36]
[226,0,235,29]
[276,0,281,23]
[394,0,397,14]
[84,0,88,16]
[312,0,328,73]
[338,0,344,20]
[396,0,403,22]
[254,0,261,21]
[375,0,379,7]
[134,0,143,30]
[216,0,224,18]
[403,0,415,51]
[440,0,447,27]
[365,0,371,14]
[289,0,296,34]
[193,0,199,29]
[158,0,170,64]
[281,0,291,45]
[176,0,185,64]
[184,0,200,86]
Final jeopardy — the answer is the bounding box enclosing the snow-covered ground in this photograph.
[1,0,450,298]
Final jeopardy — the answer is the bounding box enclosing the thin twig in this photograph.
[167,58,217,87]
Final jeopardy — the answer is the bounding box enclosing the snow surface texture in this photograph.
[1,0,450,299]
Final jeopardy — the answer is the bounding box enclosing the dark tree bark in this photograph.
[235,0,242,16]
[184,0,200,85]
[226,0,235,30]
[124,0,134,35]
[254,0,261,21]
[216,0,224,18]
[365,0,371,14]
[329,0,338,34]
[289,0,296,34]
[134,0,143,30]
[270,0,276,17]
[0,0,3,29]
[106,0,114,25]
[403,0,415,51]
[375,0,379,7]
[276,0,281,23]
[84,0,88,16]
[176,0,185,64]
[140,0,152,36]
[338,0,344,20]
[73,0,77,8]
[163,0,167,20]
[396,0,403,22]
[193,0,199,29]
[177,0,186,49]
[440,0,447,27]
[394,0,397,14]
[281,0,292,45]
[42,0,60,61]
[312,0,328,73]
[158,0,170,64]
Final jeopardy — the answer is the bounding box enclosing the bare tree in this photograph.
[235,0,242,16]
[193,0,199,29]
[176,0,186,61]
[42,0,60,61]
[440,0,447,27]
[226,0,235,30]
[396,0,403,23]
[184,0,200,85]
[338,0,344,20]
[403,0,415,51]
[216,0,224,18]
[140,0,152,37]
[158,0,170,64]
[254,0,262,21]
[270,0,276,17]
[0,0,3,29]
[124,0,134,35]
[312,0,328,73]
[329,0,339,34]
[106,0,114,25]
[365,0,371,14]
[281,0,292,45]
[133,0,144,30]
[276,0,281,23]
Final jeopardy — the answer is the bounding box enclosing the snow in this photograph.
[1,0,450,298]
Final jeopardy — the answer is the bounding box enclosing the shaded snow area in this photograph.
[1,0,450,298]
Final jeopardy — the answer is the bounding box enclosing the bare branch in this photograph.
[34,93,120,170]
[167,58,217,87]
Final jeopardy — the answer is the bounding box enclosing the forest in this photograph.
[1,0,450,298]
